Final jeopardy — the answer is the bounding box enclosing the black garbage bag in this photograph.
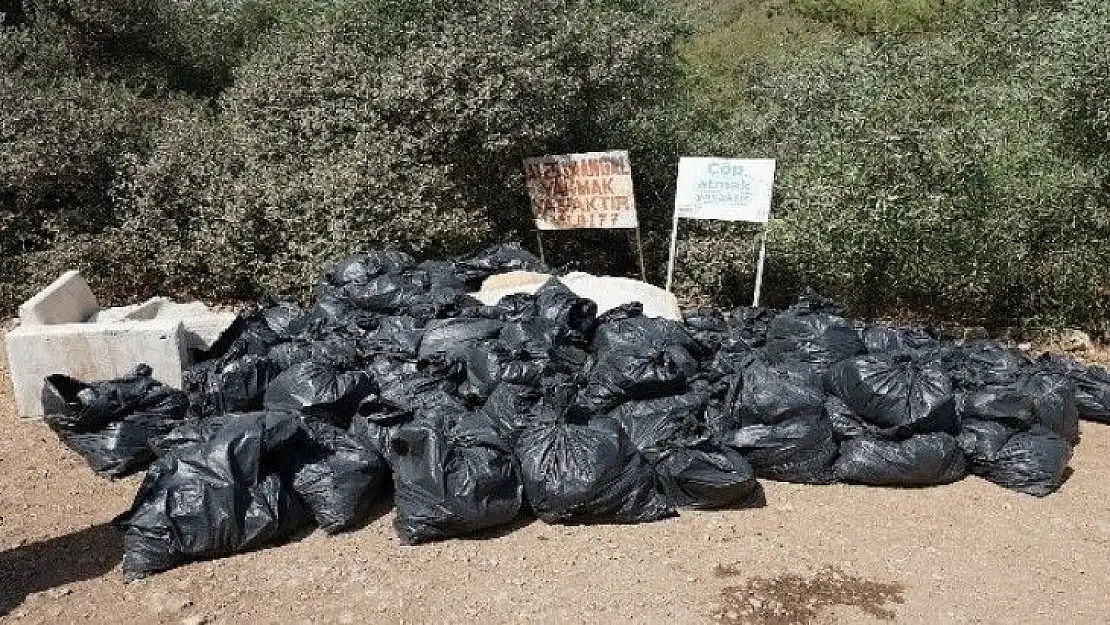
[727,415,838,484]
[199,301,298,363]
[480,382,543,445]
[592,313,704,361]
[184,354,283,418]
[414,259,468,291]
[832,433,967,486]
[458,341,546,402]
[454,243,550,287]
[263,362,377,426]
[683,308,730,352]
[531,279,598,343]
[362,315,425,356]
[483,292,539,322]
[268,337,362,371]
[956,418,1019,467]
[825,352,958,438]
[515,384,673,524]
[956,385,1037,428]
[366,352,455,403]
[726,306,776,348]
[117,411,312,580]
[343,273,429,313]
[1021,372,1080,443]
[825,395,875,441]
[609,392,709,454]
[1037,354,1110,423]
[651,434,758,509]
[945,343,1030,389]
[955,374,1079,444]
[579,347,687,413]
[861,325,937,354]
[390,411,523,544]
[149,414,238,457]
[417,318,504,363]
[764,295,864,371]
[42,365,190,478]
[728,359,824,427]
[970,426,1072,496]
[321,251,416,288]
[283,419,389,534]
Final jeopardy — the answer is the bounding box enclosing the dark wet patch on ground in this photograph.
[712,565,905,624]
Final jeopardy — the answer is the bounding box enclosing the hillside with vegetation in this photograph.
[1,0,1107,331]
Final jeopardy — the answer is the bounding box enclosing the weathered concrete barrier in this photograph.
[5,272,235,418]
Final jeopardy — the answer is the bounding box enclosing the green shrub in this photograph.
[678,0,1110,331]
[790,0,989,33]
[102,0,682,302]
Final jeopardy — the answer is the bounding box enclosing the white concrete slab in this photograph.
[17,270,99,325]
[6,319,187,418]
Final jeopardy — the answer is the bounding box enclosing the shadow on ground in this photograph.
[0,523,122,616]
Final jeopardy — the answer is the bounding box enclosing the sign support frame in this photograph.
[666,157,776,306]
[534,227,647,282]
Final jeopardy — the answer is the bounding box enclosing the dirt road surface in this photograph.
[2,342,1108,625]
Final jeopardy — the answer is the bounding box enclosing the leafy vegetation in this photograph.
[1,0,1107,332]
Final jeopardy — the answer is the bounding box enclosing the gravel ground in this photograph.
[2,337,1109,625]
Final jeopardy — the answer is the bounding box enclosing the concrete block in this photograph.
[473,272,682,321]
[179,311,238,352]
[5,319,187,418]
[17,270,99,325]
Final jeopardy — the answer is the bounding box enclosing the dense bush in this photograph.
[0,0,327,309]
[3,0,1108,334]
[99,0,682,302]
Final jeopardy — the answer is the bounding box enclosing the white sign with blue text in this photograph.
[673,157,775,223]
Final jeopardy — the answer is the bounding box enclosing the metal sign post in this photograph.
[523,150,646,281]
[667,157,777,305]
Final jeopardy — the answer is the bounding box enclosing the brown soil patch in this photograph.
[713,566,904,624]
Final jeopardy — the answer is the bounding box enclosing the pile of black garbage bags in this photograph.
[40,245,1110,580]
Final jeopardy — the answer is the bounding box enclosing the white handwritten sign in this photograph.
[674,157,775,223]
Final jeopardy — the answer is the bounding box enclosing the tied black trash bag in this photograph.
[592,311,704,362]
[825,352,958,438]
[1037,354,1110,423]
[184,354,282,418]
[263,362,377,426]
[515,383,673,524]
[42,364,190,478]
[832,433,967,487]
[579,347,688,413]
[117,411,312,580]
[861,325,937,354]
[968,426,1072,497]
[459,341,546,402]
[609,392,709,454]
[480,382,543,445]
[417,318,505,363]
[321,251,416,288]
[945,343,1030,389]
[728,359,824,427]
[764,294,864,371]
[683,308,730,352]
[611,394,757,509]
[390,412,523,544]
[957,374,1080,444]
[652,436,758,509]
[284,419,389,534]
[532,279,598,343]
[727,415,838,484]
[454,243,550,286]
